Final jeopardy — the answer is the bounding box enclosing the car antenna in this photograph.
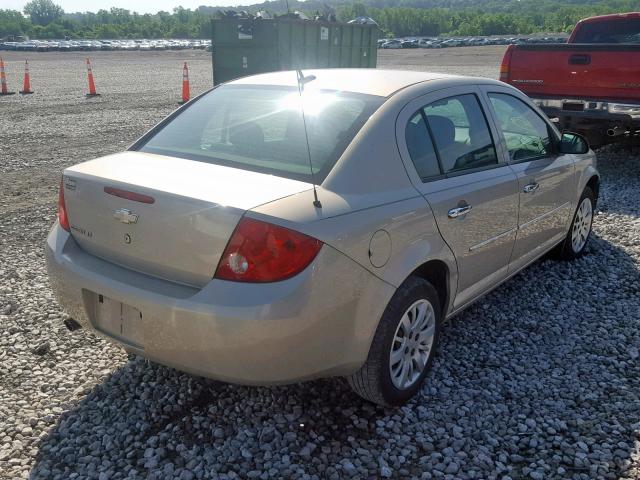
[296,69,322,208]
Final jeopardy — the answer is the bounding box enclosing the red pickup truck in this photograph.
[500,12,640,147]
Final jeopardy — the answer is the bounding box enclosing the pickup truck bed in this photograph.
[505,43,640,101]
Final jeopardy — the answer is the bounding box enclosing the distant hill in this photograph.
[200,0,628,14]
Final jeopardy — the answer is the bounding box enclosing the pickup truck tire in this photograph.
[347,276,441,406]
[556,186,595,260]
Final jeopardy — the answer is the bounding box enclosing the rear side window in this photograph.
[572,18,640,44]
[404,94,499,180]
[488,93,552,162]
[424,94,498,174]
[405,112,440,179]
[139,85,384,183]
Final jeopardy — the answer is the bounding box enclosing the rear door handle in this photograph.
[448,205,472,218]
[523,182,540,193]
[569,54,591,65]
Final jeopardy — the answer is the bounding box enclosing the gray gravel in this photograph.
[1,50,639,480]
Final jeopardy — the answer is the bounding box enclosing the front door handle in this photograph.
[448,205,472,218]
[523,182,539,193]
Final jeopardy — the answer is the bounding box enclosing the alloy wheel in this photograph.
[389,299,436,390]
[571,197,593,253]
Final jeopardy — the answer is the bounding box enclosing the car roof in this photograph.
[227,69,461,97]
[577,12,640,25]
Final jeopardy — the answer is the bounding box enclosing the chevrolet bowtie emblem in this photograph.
[113,208,139,224]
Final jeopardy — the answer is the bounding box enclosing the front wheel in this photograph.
[556,186,595,260]
[347,276,441,406]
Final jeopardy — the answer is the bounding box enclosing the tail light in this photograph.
[104,186,155,204]
[58,177,70,231]
[214,217,322,283]
[499,44,515,82]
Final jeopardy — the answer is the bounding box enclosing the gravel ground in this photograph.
[0,48,639,480]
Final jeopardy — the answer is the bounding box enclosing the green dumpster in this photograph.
[211,18,378,85]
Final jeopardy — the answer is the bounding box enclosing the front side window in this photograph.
[489,93,552,162]
[423,94,498,174]
[139,85,384,183]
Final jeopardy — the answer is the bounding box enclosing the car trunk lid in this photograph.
[62,151,311,287]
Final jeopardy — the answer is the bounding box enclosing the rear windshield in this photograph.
[138,84,384,183]
[573,18,640,44]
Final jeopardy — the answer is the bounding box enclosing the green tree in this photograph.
[23,0,63,26]
[95,23,121,39]
[0,9,31,36]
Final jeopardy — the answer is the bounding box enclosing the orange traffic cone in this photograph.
[19,60,34,94]
[0,57,16,96]
[85,58,100,97]
[178,62,190,104]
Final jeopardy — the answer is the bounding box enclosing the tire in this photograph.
[556,186,596,261]
[347,276,441,406]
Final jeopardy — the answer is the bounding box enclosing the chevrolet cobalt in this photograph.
[46,70,599,406]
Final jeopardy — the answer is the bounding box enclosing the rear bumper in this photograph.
[531,97,640,145]
[45,223,394,385]
[532,97,640,124]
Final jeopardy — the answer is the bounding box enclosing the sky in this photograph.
[3,0,259,14]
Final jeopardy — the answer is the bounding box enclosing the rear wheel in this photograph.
[556,186,595,260]
[347,276,441,406]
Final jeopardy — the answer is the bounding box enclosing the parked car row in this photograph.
[0,39,212,52]
[378,35,568,49]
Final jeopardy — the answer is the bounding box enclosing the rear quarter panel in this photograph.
[251,189,458,317]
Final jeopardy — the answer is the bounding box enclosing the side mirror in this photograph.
[559,132,589,154]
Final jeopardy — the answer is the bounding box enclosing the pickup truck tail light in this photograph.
[500,44,515,82]
[58,178,70,232]
[214,217,322,283]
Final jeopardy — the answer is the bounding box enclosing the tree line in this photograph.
[339,0,640,36]
[2,0,640,40]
